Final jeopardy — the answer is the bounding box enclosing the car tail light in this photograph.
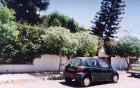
[65,73,73,78]
[77,67,84,72]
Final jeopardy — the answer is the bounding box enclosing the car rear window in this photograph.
[68,59,83,66]
[85,59,97,67]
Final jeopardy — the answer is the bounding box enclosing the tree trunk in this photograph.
[96,37,103,56]
[58,55,62,72]
[96,49,99,56]
[124,57,129,70]
[67,56,71,60]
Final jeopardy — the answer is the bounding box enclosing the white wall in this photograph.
[111,57,128,70]
[0,55,129,73]
[0,54,68,73]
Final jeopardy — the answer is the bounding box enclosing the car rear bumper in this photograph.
[64,72,85,81]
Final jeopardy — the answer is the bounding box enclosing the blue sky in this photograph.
[43,0,140,39]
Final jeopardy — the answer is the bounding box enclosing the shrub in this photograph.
[0,6,19,59]
[0,6,15,24]
[0,6,18,42]
[42,27,98,59]
[74,32,98,57]
[116,36,140,58]
[42,27,79,59]
[12,24,46,63]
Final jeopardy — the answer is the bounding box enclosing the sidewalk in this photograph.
[0,73,39,82]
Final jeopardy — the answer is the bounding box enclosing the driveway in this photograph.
[0,71,139,88]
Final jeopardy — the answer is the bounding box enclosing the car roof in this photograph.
[71,57,100,61]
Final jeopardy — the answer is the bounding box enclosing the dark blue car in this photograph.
[63,57,119,87]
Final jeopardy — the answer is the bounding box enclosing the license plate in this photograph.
[135,67,140,70]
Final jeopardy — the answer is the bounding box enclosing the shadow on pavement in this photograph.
[133,75,140,79]
[128,75,140,79]
[59,81,114,88]
[29,72,64,80]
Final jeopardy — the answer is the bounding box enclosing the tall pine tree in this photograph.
[91,0,125,41]
[91,0,125,64]
[4,0,49,24]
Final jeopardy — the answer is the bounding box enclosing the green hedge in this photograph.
[42,27,98,59]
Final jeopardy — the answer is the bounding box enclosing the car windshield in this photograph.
[135,61,140,64]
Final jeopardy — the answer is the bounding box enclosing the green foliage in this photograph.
[0,7,18,42]
[12,24,46,63]
[60,38,78,59]
[116,36,140,58]
[42,12,85,32]
[0,23,18,42]
[105,36,140,58]
[91,0,125,41]
[2,23,46,64]
[5,0,49,24]
[104,40,118,57]
[0,6,15,24]
[0,6,98,63]
[42,27,78,57]
[0,6,46,63]
[75,32,98,57]
[0,6,19,59]
[42,27,98,59]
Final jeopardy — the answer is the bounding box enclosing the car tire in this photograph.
[65,78,72,83]
[131,73,135,77]
[112,75,119,83]
[81,77,91,87]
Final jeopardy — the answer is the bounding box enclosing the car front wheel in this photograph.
[112,75,119,83]
[81,77,91,87]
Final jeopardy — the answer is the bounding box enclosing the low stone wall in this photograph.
[0,54,68,73]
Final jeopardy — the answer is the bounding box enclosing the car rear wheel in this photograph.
[112,75,119,83]
[81,77,91,87]
[131,73,135,77]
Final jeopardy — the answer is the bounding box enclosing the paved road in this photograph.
[0,71,139,88]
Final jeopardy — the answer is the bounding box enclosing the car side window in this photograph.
[86,59,97,67]
[98,59,109,68]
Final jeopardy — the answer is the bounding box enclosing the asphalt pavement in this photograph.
[0,71,139,88]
